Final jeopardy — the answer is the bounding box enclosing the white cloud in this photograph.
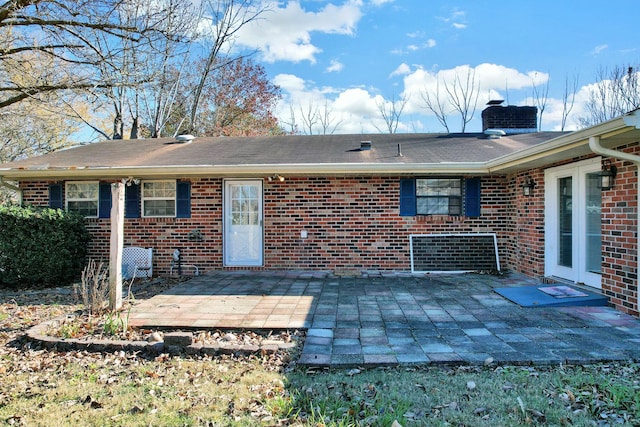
[389,63,411,78]
[369,0,394,5]
[234,1,363,63]
[333,88,381,117]
[326,59,344,73]
[273,74,307,93]
[274,64,580,134]
[393,38,436,55]
[438,8,467,30]
[402,63,548,107]
[590,44,608,55]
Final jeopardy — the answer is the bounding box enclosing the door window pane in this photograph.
[585,172,602,273]
[558,177,572,267]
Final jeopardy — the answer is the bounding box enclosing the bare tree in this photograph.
[560,73,579,131]
[184,0,267,134]
[578,64,640,128]
[444,69,479,133]
[421,80,450,132]
[298,102,319,135]
[375,93,409,134]
[75,0,196,140]
[288,100,343,135]
[317,100,343,135]
[531,72,549,131]
[0,0,163,110]
[280,104,299,134]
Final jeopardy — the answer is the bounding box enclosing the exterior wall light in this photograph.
[521,177,536,196]
[121,177,140,186]
[267,175,285,182]
[598,159,617,190]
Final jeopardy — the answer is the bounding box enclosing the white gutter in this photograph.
[0,161,489,180]
[588,109,640,312]
[0,177,22,205]
[488,114,633,172]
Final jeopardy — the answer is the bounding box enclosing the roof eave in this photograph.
[0,162,490,180]
[487,112,640,173]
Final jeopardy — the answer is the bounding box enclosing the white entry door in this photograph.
[224,180,263,266]
[545,158,602,289]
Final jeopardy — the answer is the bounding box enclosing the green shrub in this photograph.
[0,205,91,289]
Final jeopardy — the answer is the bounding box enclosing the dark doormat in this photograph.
[494,285,608,307]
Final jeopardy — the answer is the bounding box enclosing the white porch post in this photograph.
[109,182,125,310]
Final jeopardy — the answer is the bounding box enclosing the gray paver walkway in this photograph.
[128,270,640,367]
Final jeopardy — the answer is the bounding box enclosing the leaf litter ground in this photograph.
[1,279,639,426]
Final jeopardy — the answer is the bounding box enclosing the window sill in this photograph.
[416,215,465,224]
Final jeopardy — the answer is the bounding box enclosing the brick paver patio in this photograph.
[127,270,640,367]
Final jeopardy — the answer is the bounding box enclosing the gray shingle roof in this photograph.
[0,132,563,174]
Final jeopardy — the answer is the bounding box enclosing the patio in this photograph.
[127,270,640,367]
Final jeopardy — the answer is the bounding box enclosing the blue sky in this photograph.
[229,0,639,134]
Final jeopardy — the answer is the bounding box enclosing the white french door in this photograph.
[545,158,602,289]
[224,180,263,266]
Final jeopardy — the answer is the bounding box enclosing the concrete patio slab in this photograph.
[127,270,640,367]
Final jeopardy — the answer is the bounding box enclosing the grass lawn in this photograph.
[1,286,639,426]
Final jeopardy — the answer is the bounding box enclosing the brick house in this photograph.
[1,106,640,317]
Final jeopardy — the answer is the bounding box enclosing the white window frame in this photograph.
[65,181,99,218]
[416,178,462,216]
[141,180,177,218]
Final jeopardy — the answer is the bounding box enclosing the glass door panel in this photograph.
[585,172,602,274]
[558,176,573,267]
[545,158,602,289]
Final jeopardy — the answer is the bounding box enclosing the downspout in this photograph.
[0,177,22,205]
[589,131,640,314]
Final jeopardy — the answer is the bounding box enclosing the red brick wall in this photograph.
[600,147,639,317]
[21,176,515,274]
[509,170,546,278]
[18,168,640,316]
[263,176,513,270]
[506,151,639,317]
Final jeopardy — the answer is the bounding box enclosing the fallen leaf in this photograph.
[527,408,546,422]
[129,405,144,414]
[517,396,526,415]
[474,407,488,416]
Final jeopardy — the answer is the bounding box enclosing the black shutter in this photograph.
[48,184,63,209]
[399,178,416,216]
[464,177,481,217]
[176,181,191,218]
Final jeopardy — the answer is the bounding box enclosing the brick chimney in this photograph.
[481,101,538,134]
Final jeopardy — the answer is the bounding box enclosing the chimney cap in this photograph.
[486,99,504,106]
